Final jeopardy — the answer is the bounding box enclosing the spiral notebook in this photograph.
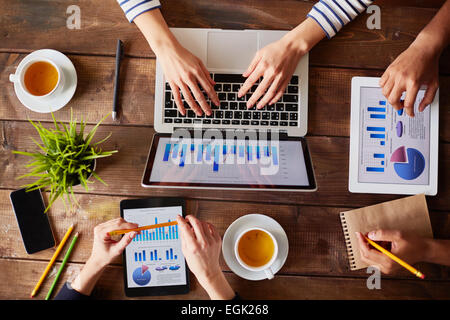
[340,194,433,270]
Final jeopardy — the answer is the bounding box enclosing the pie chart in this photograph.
[391,146,425,180]
[132,266,151,286]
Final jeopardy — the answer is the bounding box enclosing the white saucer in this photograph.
[11,49,77,113]
[222,214,289,281]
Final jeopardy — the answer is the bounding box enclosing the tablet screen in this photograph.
[123,206,187,289]
[357,87,430,185]
[144,136,315,190]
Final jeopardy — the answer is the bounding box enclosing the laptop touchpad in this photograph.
[206,32,258,70]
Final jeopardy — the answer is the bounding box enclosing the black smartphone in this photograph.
[10,188,55,254]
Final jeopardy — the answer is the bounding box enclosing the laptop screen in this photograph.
[142,134,316,191]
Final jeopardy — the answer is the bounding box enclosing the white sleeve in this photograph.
[117,0,162,23]
[307,0,374,38]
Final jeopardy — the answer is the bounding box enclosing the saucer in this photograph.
[11,49,77,113]
[222,214,289,281]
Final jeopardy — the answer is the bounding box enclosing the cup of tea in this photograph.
[234,227,278,279]
[9,57,63,98]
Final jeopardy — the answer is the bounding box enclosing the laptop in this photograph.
[142,28,317,192]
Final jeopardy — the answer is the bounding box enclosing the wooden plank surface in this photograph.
[2,259,450,300]
[1,121,449,210]
[1,0,449,301]
[1,53,449,142]
[1,0,449,73]
[1,190,448,280]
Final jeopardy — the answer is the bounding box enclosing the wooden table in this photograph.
[0,0,449,300]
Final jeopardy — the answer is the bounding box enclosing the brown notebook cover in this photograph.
[340,194,433,270]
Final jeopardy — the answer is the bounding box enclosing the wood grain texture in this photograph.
[1,190,448,280]
[0,0,449,72]
[1,121,449,210]
[1,0,450,301]
[1,259,450,300]
[1,53,449,142]
[0,53,155,126]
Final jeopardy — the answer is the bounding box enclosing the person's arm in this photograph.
[239,0,373,108]
[380,0,450,117]
[177,215,236,300]
[116,1,219,116]
[356,230,450,275]
[423,239,450,266]
[55,218,138,298]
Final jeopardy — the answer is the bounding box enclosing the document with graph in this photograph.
[349,77,439,195]
[123,206,187,288]
[358,87,430,185]
[149,137,310,186]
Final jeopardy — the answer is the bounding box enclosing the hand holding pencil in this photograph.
[356,230,428,278]
[108,220,178,236]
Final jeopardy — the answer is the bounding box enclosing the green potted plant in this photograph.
[13,110,117,212]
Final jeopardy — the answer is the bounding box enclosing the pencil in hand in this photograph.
[108,221,178,237]
[362,234,425,279]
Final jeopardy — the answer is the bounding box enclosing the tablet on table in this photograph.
[121,197,189,297]
[349,77,439,195]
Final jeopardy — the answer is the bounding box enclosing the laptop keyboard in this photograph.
[163,73,299,128]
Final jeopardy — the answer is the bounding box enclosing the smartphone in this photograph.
[10,188,55,254]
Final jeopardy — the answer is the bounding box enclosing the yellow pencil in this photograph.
[364,235,425,279]
[108,221,178,236]
[31,223,75,297]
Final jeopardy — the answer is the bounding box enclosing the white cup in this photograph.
[234,227,278,280]
[9,57,63,99]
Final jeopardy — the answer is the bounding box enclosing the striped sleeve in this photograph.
[117,0,162,23]
[307,0,374,38]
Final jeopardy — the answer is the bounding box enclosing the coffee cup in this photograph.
[234,227,278,279]
[9,56,63,99]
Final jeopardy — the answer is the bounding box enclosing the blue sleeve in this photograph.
[117,0,162,23]
[308,0,374,38]
[53,282,91,300]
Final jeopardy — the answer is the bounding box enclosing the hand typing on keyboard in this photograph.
[158,43,220,116]
[238,19,324,110]
[133,10,219,117]
[238,37,304,110]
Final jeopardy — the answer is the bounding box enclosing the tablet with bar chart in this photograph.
[121,198,189,296]
[349,77,439,195]
[141,133,316,191]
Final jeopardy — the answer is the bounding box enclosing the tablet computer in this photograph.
[349,77,439,195]
[120,197,189,297]
[141,132,317,192]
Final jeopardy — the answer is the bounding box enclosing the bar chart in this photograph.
[133,247,179,262]
[132,217,179,243]
[361,96,389,174]
[365,152,386,173]
[134,250,146,262]
[357,87,430,186]
[366,126,386,146]
[124,206,187,288]
[366,100,387,120]
[161,141,279,173]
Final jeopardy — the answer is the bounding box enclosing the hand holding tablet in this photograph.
[177,215,235,300]
[121,198,190,297]
[349,77,439,195]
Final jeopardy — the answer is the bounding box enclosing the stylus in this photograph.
[112,39,123,121]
